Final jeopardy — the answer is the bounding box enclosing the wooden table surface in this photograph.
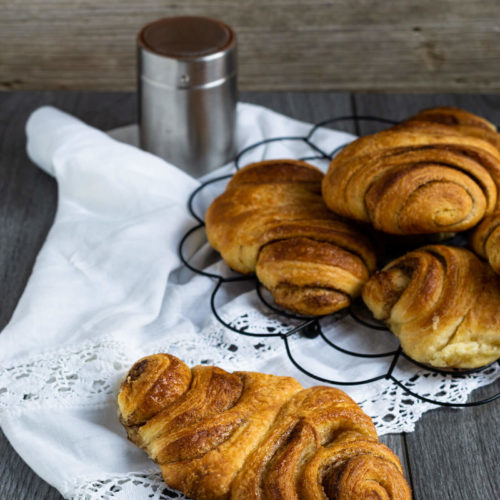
[0,91,499,500]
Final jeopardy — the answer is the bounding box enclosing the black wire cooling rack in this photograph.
[178,114,500,408]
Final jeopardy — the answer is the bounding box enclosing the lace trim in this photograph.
[70,470,180,500]
[1,310,499,436]
[0,339,131,419]
[0,315,284,421]
[361,360,500,433]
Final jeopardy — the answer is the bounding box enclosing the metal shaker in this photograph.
[138,16,237,177]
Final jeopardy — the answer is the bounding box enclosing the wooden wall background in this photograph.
[2,0,500,92]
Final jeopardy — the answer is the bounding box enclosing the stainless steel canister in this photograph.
[138,16,237,177]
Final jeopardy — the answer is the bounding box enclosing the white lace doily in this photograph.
[2,302,498,432]
[2,302,498,500]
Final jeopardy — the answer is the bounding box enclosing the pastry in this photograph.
[322,107,500,235]
[471,212,500,274]
[205,159,376,316]
[405,108,500,274]
[362,244,500,369]
[118,353,412,500]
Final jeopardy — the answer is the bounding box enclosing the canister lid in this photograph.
[139,16,234,59]
[138,16,237,89]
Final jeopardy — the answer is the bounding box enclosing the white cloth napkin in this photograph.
[0,103,498,500]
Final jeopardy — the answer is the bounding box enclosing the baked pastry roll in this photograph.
[408,108,500,275]
[410,108,500,273]
[205,159,376,316]
[362,244,500,369]
[471,212,500,274]
[118,353,411,500]
[322,107,500,235]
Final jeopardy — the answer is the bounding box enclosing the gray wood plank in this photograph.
[352,94,500,133]
[354,93,500,500]
[242,91,355,133]
[3,1,500,92]
[406,383,500,500]
[0,429,62,500]
[379,433,412,490]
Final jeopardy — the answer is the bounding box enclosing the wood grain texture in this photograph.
[2,1,500,91]
[405,384,500,500]
[0,91,498,500]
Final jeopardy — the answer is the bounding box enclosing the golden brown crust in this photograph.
[362,245,500,368]
[256,237,369,316]
[231,386,381,499]
[205,159,376,316]
[322,107,500,235]
[227,159,325,188]
[471,211,500,275]
[118,354,411,500]
[117,353,192,429]
[118,354,302,500]
[300,433,412,500]
[404,106,497,131]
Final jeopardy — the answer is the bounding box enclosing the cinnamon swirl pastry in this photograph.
[205,159,376,316]
[362,244,500,369]
[118,353,411,500]
[471,212,500,275]
[322,107,500,235]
